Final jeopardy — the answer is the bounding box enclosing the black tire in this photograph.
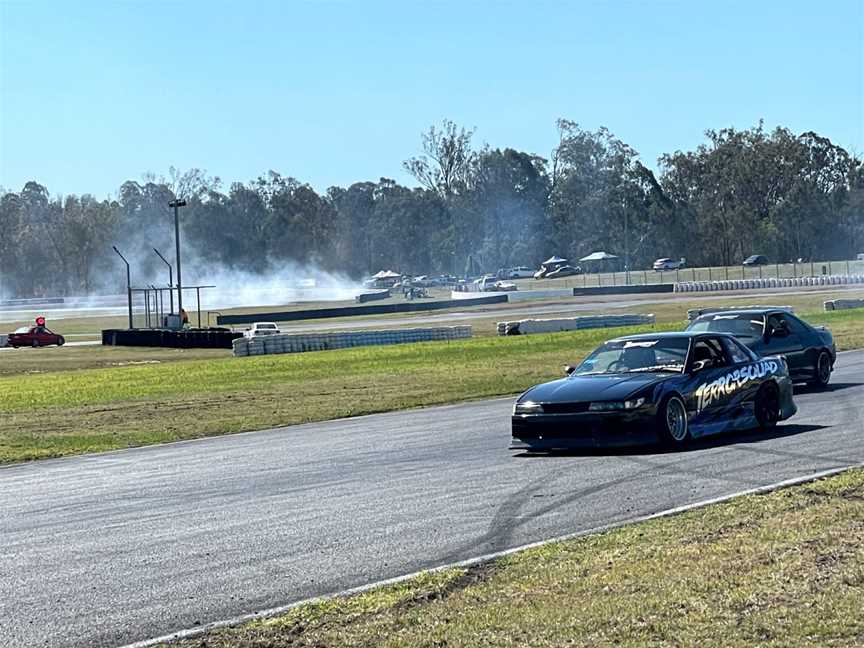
[658,395,690,447]
[754,382,780,429]
[809,350,832,388]
[31,339,39,348]
[57,336,65,346]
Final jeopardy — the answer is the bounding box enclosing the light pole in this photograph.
[112,246,133,329]
[624,208,630,285]
[168,199,187,314]
[153,248,174,314]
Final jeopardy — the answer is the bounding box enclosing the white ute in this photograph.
[244,322,281,338]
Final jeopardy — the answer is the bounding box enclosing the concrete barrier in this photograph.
[355,289,390,303]
[674,275,864,293]
[824,299,864,311]
[102,328,242,348]
[687,305,794,320]
[506,289,574,302]
[219,295,507,325]
[449,291,509,301]
[232,325,473,357]
[497,314,655,336]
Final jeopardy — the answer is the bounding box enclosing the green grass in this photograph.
[165,468,864,648]
[1,306,862,465]
[0,323,672,462]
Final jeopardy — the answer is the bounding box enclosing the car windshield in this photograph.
[257,323,277,329]
[572,338,690,375]
[13,327,30,333]
[687,314,764,338]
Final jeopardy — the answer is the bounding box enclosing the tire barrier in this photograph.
[674,275,864,293]
[102,328,243,348]
[497,314,655,336]
[218,295,507,326]
[232,326,472,357]
[355,289,390,303]
[687,305,794,321]
[824,299,864,311]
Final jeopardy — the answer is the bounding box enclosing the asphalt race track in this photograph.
[1,351,862,647]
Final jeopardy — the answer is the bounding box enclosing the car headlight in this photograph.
[588,398,646,412]
[514,401,544,415]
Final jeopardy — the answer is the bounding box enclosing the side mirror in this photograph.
[564,365,576,376]
[691,359,711,373]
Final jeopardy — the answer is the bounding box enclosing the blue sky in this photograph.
[1,0,862,198]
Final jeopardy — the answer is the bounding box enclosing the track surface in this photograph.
[2,352,863,647]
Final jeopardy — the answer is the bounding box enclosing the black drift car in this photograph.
[686,309,835,387]
[511,332,796,451]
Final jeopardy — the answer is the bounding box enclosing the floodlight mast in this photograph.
[168,199,187,314]
[112,246,133,329]
[153,248,174,313]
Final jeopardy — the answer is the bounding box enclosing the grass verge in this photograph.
[163,467,864,648]
[1,308,862,464]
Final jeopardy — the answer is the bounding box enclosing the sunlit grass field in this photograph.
[164,468,864,648]
[1,306,862,464]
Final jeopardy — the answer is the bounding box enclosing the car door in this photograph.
[685,336,736,435]
[763,313,806,379]
[718,336,762,421]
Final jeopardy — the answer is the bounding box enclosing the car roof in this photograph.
[608,331,737,342]
[693,309,781,318]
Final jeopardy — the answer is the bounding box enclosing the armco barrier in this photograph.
[824,299,864,311]
[687,305,794,321]
[232,326,472,357]
[102,328,242,348]
[218,295,507,326]
[497,314,655,336]
[675,275,864,293]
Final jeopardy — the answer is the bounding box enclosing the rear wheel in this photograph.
[755,383,780,429]
[809,351,832,388]
[658,395,689,447]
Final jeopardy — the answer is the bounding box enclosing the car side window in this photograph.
[766,314,788,338]
[721,337,750,364]
[784,315,809,336]
[690,338,729,368]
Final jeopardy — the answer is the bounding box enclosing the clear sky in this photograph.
[1,0,862,198]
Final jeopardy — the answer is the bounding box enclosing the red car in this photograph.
[7,325,65,348]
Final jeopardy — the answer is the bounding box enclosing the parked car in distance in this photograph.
[7,325,65,347]
[652,258,685,271]
[244,322,281,338]
[546,265,582,279]
[507,266,535,279]
[743,255,769,266]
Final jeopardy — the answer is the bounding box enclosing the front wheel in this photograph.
[57,336,65,346]
[658,395,690,447]
[754,383,780,429]
[809,351,832,388]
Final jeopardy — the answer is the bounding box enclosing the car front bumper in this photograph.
[511,408,659,450]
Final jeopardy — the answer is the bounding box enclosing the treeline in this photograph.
[1,120,862,297]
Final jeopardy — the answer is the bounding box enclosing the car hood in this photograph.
[519,372,677,403]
